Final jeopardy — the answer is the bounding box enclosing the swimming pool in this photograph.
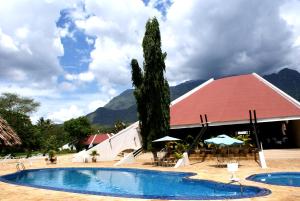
[0,168,270,200]
[247,172,300,187]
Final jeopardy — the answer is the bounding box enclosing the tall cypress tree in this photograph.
[131,17,170,151]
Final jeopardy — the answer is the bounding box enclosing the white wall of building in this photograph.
[72,122,142,162]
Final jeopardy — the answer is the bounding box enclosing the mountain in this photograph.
[87,68,300,126]
[104,89,135,110]
[87,105,137,125]
[87,79,205,125]
[104,79,204,110]
[263,68,300,101]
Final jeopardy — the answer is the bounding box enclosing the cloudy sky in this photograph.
[1,0,300,124]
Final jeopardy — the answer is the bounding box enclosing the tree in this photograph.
[63,116,92,151]
[131,17,170,151]
[0,93,40,114]
[114,120,126,133]
[0,93,40,153]
[91,124,115,134]
[35,117,68,153]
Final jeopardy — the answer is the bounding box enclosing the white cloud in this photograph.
[0,28,19,52]
[34,92,112,124]
[0,82,59,98]
[64,71,95,82]
[88,100,106,111]
[57,23,75,40]
[0,0,75,84]
[0,0,116,124]
[160,0,296,81]
[86,37,94,45]
[78,71,95,82]
[72,0,300,86]
[59,81,76,91]
[53,37,64,55]
[47,105,84,123]
[65,73,77,81]
[15,26,29,39]
[280,0,300,49]
[71,0,161,89]
[76,16,118,33]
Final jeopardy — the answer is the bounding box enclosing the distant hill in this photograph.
[87,68,300,126]
[87,79,205,125]
[104,89,135,110]
[86,105,137,125]
[263,68,300,101]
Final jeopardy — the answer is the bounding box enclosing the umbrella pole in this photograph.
[227,146,229,161]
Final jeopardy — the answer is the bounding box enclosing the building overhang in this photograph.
[171,116,300,130]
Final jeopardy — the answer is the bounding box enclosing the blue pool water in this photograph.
[247,172,300,187]
[0,168,270,200]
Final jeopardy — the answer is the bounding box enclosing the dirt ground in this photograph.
[0,149,300,201]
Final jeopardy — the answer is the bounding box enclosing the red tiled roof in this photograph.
[82,134,109,145]
[170,74,300,128]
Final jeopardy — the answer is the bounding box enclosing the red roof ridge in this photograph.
[252,73,300,109]
[171,78,214,106]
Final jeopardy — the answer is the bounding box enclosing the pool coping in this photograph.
[0,167,271,200]
[246,171,300,187]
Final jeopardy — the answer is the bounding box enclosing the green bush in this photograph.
[174,152,183,159]
[90,150,99,162]
[48,150,56,158]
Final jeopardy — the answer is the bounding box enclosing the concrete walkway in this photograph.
[1,152,300,201]
[264,149,300,159]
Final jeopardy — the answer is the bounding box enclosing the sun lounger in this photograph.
[0,154,11,164]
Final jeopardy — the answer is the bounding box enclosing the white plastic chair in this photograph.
[0,154,11,164]
[227,162,239,182]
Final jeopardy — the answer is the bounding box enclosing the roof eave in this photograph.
[171,116,300,129]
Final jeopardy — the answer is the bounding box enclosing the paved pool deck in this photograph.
[0,149,300,201]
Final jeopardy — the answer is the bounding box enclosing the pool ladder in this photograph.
[229,180,244,195]
[215,181,244,196]
[16,162,25,171]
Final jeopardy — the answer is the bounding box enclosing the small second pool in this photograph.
[247,172,300,187]
[0,168,271,200]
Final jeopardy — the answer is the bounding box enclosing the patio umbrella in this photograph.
[204,134,243,163]
[152,136,181,161]
[152,136,181,142]
[204,134,243,146]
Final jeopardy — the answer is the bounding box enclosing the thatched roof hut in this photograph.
[0,116,21,146]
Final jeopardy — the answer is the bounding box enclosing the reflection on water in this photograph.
[62,170,91,189]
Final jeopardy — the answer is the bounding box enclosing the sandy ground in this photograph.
[0,149,300,201]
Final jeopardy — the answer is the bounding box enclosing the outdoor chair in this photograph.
[199,148,215,162]
[229,147,241,163]
[161,158,170,167]
[164,157,176,167]
[216,148,227,167]
[0,154,11,165]
[152,157,163,166]
[26,154,44,166]
[227,162,243,194]
[227,162,239,181]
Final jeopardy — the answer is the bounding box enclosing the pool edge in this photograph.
[0,167,272,200]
